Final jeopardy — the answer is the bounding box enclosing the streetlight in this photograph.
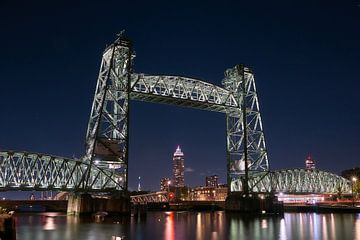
[167,180,171,192]
[352,177,357,206]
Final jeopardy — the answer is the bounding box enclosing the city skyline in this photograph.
[0,1,359,192]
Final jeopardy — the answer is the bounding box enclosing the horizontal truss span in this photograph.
[131,191,168,204]
[231,168,352,194]
[0,151,123,192]
[130,74,239,113]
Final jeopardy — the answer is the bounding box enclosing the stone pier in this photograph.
[67,193,130,215]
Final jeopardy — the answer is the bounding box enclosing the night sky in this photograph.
[0,1,359,194]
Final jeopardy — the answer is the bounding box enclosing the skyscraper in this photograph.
[305,155,316,169]
[172,146,185,187]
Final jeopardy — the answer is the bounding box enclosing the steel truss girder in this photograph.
[130,74,239,112]
[130,191,168,204]
[230,168,352,194]
[0,151,124,192]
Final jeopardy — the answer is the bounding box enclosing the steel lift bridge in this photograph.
[0,35,351,195]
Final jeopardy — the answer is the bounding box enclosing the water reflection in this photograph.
[355,214,360,240]
[43,216,56,230]
[165,212,175,240]
[14,212,360,240]
[279,218,287,240]
[196,213,203,239]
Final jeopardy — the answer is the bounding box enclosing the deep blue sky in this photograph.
[0,1,359,192]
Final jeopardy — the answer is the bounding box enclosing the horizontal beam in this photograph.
[130,74,239,113]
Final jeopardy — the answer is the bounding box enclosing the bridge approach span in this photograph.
[0,151,123,192]
[232,168,352,194]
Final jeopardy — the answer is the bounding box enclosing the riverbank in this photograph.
[285,204,360,213]
[0,213,15,240]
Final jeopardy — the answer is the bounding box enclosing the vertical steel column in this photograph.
[241,65,249,195]
[224,65,245,193]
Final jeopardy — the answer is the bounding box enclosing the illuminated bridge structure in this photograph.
[0,150,350,194]
[233,168,352,194]
[131,191,168,204]
[0,34,351,195]
[0,151,122,191]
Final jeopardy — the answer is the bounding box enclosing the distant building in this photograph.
[189,186,228,201]
[305,155,315,169]
[160,177,171,191]
[206,175,219,188]
[172,146,185,187]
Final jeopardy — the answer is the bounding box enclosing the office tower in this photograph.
[172,146,185,187]
[305,155,315,169]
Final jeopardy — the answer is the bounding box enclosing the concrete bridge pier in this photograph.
[67,193,130,215]
[225,192,284,214]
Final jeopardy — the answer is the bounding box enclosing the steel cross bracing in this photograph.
[0,151,123,191]
[84,36,269,192]
[231,168,352,194]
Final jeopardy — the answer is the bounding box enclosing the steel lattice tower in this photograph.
[84,36,133,190]
[223,65,269,193]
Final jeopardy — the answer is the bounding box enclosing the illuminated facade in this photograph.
[160,177,171,191]
[189,186,228,201]
[305,155,316,169]
[172,146,185,187]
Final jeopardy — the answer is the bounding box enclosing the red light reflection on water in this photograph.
[164,212,175,240]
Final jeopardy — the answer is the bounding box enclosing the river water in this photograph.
[15,211,360,240]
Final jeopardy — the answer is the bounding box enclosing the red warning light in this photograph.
[169,192,174,199]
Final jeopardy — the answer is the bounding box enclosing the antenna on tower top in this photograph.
[116,30,125,38]
[114,30,125,43]
[138,176,141,191]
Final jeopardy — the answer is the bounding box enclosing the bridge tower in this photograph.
[222,65,269,194]
[83,34,134,191]
[223,65,281,213]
